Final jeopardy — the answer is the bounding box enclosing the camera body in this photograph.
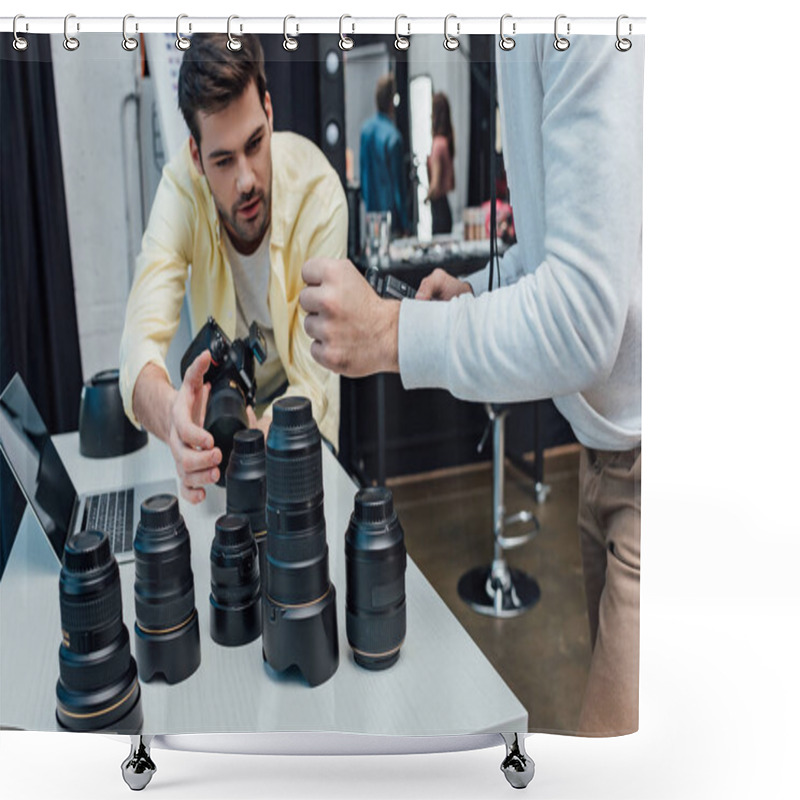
[180,317,267,485]
[365,267,416,300]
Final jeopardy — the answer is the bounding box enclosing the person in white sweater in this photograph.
[300,35,643,735]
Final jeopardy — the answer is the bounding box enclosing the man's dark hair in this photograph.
[375,74,396,115]
[178,34,268,146]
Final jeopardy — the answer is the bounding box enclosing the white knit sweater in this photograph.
[398,35,643,451]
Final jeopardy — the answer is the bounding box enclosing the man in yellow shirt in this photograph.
[119,34,346,504]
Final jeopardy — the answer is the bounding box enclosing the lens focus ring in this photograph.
[266,450,322,506]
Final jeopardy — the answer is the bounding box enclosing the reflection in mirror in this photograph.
[342,36,491,260]
[409,75,433,241]
[408,37,471,243]
[343,43,392,189]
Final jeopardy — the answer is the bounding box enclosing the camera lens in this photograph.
[133,494,201,683]
[345,487,407,670]
[262,396,338,687]
[205,384,248,486]
[226,428,267,592]
[56,529,142,732]
[210,514,261,646]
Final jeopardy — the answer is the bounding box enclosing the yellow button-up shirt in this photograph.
[119,132,346,448]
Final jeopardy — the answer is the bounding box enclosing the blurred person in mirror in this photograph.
[299,36,642,737]
[425,92,455,235]
[119,34,346,504]
[360,74,410,236]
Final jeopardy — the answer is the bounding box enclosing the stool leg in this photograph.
[121,735,156,791]
[493,407,507,565]
[458,409,541,617]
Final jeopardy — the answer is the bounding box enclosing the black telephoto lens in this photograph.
[226,428,267,595]
[262,396,338,687]
[345,487,407,670]
[133,494,201,683]
[210,514,261,646]
[205,384,248,486]
[56,530,142,732]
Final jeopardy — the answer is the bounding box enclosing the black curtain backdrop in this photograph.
[259,35,321,142]
[0,35,84,577]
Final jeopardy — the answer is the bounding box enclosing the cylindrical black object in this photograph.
[56,530,142,732]
[133,494,201,683]
[205,384,248,486]
[210,514,261,646]
[262,396,338,687]
[226,428,268,595]
[345,487,407,669]
[78,369,148,458]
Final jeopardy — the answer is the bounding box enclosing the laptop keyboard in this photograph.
[84,489,134,555]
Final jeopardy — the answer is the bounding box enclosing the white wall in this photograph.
[51,34,141,383]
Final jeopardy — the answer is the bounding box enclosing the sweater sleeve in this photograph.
[398,35,643,403]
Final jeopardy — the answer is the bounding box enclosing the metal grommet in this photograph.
[12,15,28,52]
[176,14,191,51]
[499,14,515,51]
[553,14,570,51]
[227,15,242,51]
[394,15,410,51]
[63,14,80,51]
[615,14,632,52]
[283,16,299,51]
[122,14,139,51]
[443,14,459,51]
[339,15,354,51]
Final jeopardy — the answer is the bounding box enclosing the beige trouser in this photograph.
[577,444,641,736]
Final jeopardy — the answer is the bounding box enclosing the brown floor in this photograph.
[389,446,591,734]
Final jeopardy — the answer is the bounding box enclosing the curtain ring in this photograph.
[227,15,242,51]
[394,15,410,51]
[283,16,299,51]
[443,14,459,51]
[553,14,570,51]
[12,15,28,52]
[616,15,632,52]
[63,14,80,51]
[122,15,139,51]
[339,15,354,51]
[499,14,515,51]
[176,14,191,51]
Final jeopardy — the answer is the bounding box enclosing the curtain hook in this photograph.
[176,14,191,51]
[443,14,459,51]
[499,14,516,51]
[616,14,633,52]
[394,15,410,51]
[283,16,299,51]
[122,14,139,52]
[553,14,570,51]
[339,15,354,51]
[12,14,28,52]
[63,13,80,51]
[227,15,242,51]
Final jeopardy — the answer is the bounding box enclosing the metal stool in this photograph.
[458,404,541,617]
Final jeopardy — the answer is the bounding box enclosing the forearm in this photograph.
[131,363,178,443]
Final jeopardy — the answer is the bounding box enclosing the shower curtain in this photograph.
[0,27,643,743]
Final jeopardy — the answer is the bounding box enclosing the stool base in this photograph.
[458,563,540,618]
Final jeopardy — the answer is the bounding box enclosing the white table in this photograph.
[0,433,527,736]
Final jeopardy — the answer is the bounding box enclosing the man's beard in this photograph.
[218,189,270,249]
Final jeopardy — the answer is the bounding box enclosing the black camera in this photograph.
[365,267,416,301]
[180,316,267,485]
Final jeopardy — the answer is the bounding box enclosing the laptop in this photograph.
[0,373,177,564]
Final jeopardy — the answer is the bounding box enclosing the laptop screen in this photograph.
[0,373,77,561]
